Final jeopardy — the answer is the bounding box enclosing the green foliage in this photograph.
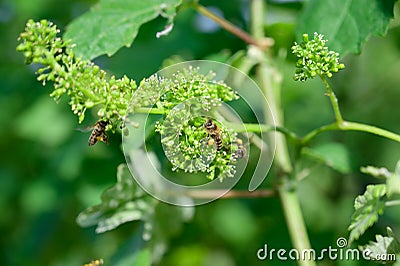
[292,33,345,81]
[14,96,75,147]
[296,0,397,56]
[387,161,400,197]
[77,164,194,263]
[350,161,400,245]
[348,184,387,244]
[64,0,183,60]
[361,165,392,179]
[76,164,156,233]
[302,142,352,174]
[366,162,400,193]
[360,227,400,264]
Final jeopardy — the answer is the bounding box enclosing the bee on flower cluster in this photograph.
[203,118,247,159]
[203,119,223,150]
[87,120,109,146]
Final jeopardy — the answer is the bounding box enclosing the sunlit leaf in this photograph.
[302,142,352,174]
[64,0,182,59]
[348,184,386,244]
[296,0,397,56]
[95,199,153,233]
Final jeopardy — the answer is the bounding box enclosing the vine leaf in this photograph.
[361,165,392,179]
[360,227,400,264]
[387,161,400,197]
[348,184,386,244]
[296,0,397,56]
[76,164,157,233]
[302,142,352,174]
[64,0,182,60]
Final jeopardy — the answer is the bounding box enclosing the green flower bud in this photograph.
[292,32,345,81]
[302,33,309,42]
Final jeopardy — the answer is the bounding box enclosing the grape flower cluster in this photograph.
[292,33,345,81]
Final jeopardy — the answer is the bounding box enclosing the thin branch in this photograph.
[133,107,166,115]
[301,121,400,145]
[320,75,343,124]
[192,3,271,50]
[342,121,400,142]
[300,123,339,145]
[186,189,276,199]
[279,184,315,266]
[385,200,400,207]
[225,122,299,142]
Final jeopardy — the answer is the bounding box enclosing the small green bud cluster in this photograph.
[16,19,137,128]
[162,66,238,109]
[134,66,238,111]
[292,33,345,81]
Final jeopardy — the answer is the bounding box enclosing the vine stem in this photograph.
[385,200,400,207]
[225,122,299,141]
[301,121,400,145]
[238,120,400,145]
[186,189,276,199]
[250,1,315,265]
[320,75,343,124]
[192,3,271,50]
[133,107,165,115]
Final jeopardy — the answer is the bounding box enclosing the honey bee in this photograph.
[233,138,247,159]
[88,120,109,146]
[204,119,223,150]
[84,259,104,266]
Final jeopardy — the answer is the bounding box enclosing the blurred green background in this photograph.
[2,0,400,265]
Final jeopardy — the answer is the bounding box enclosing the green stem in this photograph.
[133,107,166,115]
[192,3,268,50]
[301,121,400,145]
[257,63,293,173]
[279,185,314,266]
[231,119,400,146]
[225,122,299,141]
[251,1,314,265]
[186,189,276,199]
[80,87,101,102]
[320,75,343,124]
[343,121,400,142]
[301,123,338,145]
[385,200,400,207]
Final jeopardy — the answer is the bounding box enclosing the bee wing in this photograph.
[76,125,94,133]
